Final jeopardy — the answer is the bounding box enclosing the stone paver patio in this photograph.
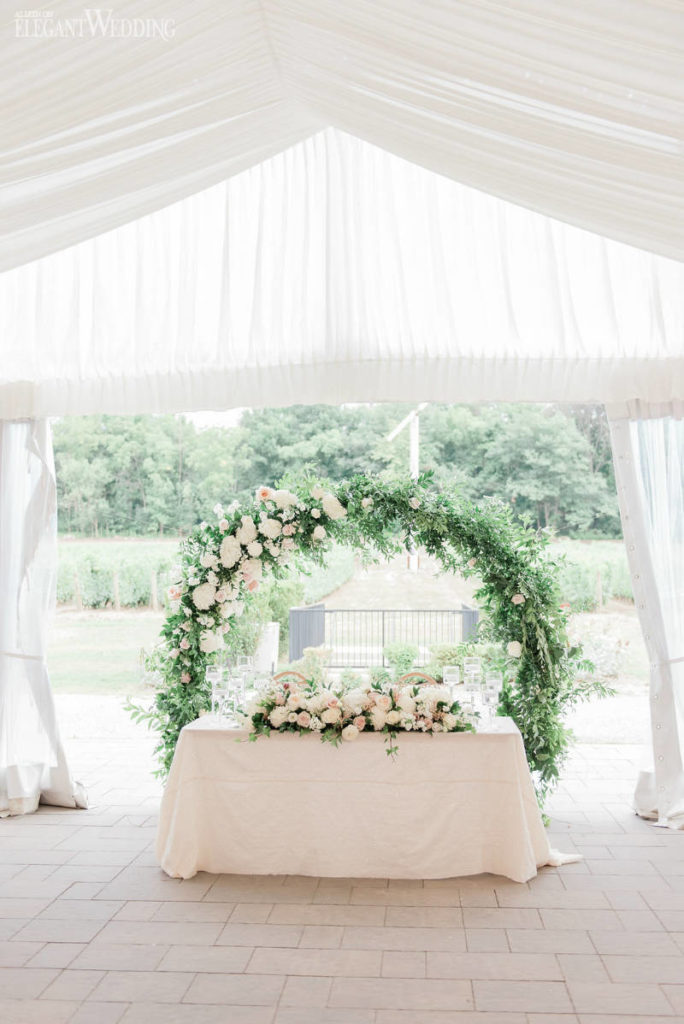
[1,700,683,1023]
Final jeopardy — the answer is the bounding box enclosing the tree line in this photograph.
[53,403,620,538]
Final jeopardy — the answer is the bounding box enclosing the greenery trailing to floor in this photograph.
[128,474,609,803]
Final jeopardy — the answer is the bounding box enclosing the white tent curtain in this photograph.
[1,130,682,419]
[0,420,86,816]
[609,403,684,827]
[2,0,683,270]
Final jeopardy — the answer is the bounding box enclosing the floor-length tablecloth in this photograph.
[156,716,575,882]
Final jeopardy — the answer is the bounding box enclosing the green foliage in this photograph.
[132,473,607,801]
[56,541,176,608]
[54,404,620,539]
[383,642,419,678]
[425,641,507,682]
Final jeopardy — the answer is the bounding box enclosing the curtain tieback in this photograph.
[0,650,44,662]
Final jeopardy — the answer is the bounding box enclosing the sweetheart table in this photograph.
[156,715,574,882]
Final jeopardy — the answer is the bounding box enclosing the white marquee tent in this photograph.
[1,0,683,821]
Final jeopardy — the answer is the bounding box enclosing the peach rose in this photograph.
[374,693,392,712]
[353,715,366,731]
[297,711,312,728]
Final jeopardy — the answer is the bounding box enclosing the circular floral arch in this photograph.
[135,475,601,802]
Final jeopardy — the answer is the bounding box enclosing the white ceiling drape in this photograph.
[2,129,682,418]
[2,0,683,270]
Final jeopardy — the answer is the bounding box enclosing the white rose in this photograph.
[192,582,216,610]
[213,503,224,518]
[370,709,387,730]
[507,641,523,658]
[199,630,222,654]
[247,540,263,557]
[321,706,341,725]
[512,593,526,605]
[286,693,301,710]
[258,518,282,540]
[322,494,347,520]
[313,525,327,542]
[236,516,258,545]
[311,485,325,500]
[219,535,241,568]
[311,508,321,519]
[269,707,288,728]
[361,497,373,508]
[287,712,298,724]
[273,489,298,509]
[385,709,401,726]
[443,713,458,730]
[281,538,295,550]
[409,497,421,510]
[200,553,215,568]
[207,571,219,586]
[432,721,443,732]
[341,724,359,742]
[401,717,414,730]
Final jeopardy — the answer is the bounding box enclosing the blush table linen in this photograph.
[156,716,574,882]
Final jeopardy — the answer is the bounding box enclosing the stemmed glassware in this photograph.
[442,664,460,701]
[207,665,245,725]
[482,672,504,728]
[462,657,482,723]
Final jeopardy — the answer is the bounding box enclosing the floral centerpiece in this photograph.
[241,672,475,756]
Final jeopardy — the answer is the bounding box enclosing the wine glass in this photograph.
[206,666,223,718]
[442,665,460,701]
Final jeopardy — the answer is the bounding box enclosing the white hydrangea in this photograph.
[370,708,387,730]
[313,525,327,541]
[236,516,258,545]
[309,716,323,732]
[192,582,216,610]
[322,493,347,520]
[199,629,222,654]
[219,535,241,568]
[507,640,523,658]
[442,712,458,730]
[200,552,216,568]
[269,706,288,728]
[396,692,416,714]
[247,540,263,557]
[258,518,282,540]
[273,489,298,509]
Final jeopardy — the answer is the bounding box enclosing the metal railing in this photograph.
[289,605,479,667]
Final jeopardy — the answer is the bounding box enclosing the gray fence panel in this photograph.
[289,603,325,662]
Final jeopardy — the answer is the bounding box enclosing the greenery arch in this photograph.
[134,474,603,802]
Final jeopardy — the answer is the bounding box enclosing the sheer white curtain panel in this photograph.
[0,420,86,816]
[609,403,684,827]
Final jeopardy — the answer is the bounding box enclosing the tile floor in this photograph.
[2,726,684,1023]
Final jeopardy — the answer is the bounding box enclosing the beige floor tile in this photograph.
[568,980,675,1015]
[15,918,107,943]
[0,998,79,1022]
[269,903,385,926]
[0,967,59,998]
[660,985,684,1014]
[70,1003,128,1024]
[342,926,467,952]
[576,1016,675,1024]
[539,909,623,931]
[0,899,50,919]
[91,970,194,1003]
[382,951,426,978]
[41,969,104,1001]
[557,954,609,982]
[151,901,233,922]
[427,952,561,981]
[121,1006,273,1024]
[0,940,43,966]
[231,903,273,923]
[385,907,463,928]
[276,1010,374,1024]
[157,944,252,973]
[299,924,344,948]
[473,979,572,1013]
[112,902,164,921]
[329,976,473,1010]
[465,928,509,951]
[603,954,684,984]
[375,1014,526,1024]
[71,942,169,971]
[216,922,303,946]
[183,972,284,1005]
[97,920,222,945]
[588,930,681,955]
[247,946,382,976]
[463,909,543,930]
[38,899,123,921]
[28,942,86,968]
[351,888,461,907]
[280,974,332,1006]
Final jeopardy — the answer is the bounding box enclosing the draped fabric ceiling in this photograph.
[1,0,683,419]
